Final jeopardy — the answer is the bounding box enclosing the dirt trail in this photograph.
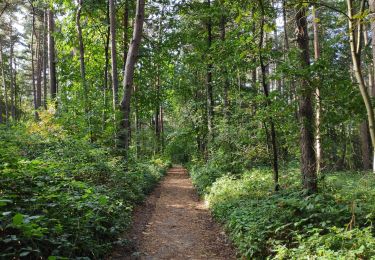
[111,166,235,260]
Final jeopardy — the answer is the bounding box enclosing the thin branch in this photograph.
[286,1,350,19]
[0,2,9,18]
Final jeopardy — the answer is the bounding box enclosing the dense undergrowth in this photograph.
[0,115,170,259]
[190,164,375,259]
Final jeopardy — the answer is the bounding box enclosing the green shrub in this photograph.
[0,126,170,259]
[191,165,375,259]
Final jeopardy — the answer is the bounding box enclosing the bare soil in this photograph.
[110,166,235,260]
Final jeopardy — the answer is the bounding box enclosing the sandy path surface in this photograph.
[110,166,235,260]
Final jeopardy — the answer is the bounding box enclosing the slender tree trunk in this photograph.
[76,0,88,110]
[123,0,129,72]
[120,0,145,154]
[13,59,18,120]
[48,9,57,100]
[206,0,214,152]
[295,6,317,193]
[109,0,119,107]
[76,0,92,141]
[220,10,229,122]
[43,9,48,109]
[0,41,4,124]
[31,5,38,120]
[36,29,42,109]
[103,2,110,129]
[259,0,279,191]
[155,72,161,152]
[9,25,15,120]
[313,5,322,174]
[348,0,375,173]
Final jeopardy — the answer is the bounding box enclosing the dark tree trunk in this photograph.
[220,10,229,121]
[0,41,4,124]
[48,9,57,100]
[109,0,119,108]
[295,6,317,193]
[259,0,279,191]
[205,0,214,157]
[76,0,88,110]
[43,9,48,109]
[36,29,42,109]
[31,5,38,120]
[120,0,145,155]
[103,1,110,129]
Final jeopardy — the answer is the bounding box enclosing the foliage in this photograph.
[191,165,375,259]
[0,123,170,259]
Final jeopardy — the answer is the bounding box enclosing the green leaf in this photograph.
[48,256,57,260]
[98,196,108,206]
[13,213,24,226]
[0,199,13,206]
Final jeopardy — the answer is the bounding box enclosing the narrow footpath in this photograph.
[111,166,235,260]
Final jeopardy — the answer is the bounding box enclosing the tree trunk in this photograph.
[259,0,279,191]
[43,9,48,109]
[31,5,38,120]
[120,0,145,155]
[348,0,375,173]
[103,1,110,130]
[206,0,214,155]
[295,6,317,193]
[76,0,88,110]
[76,0,92,141]
[313,5,322,174]
[36,28,42,109]
[220,10,229,122]
[9,24,15,120]
[48,9,57,100]
[0,41,4,124]
[109,0,119,108]
[123,0,129,72]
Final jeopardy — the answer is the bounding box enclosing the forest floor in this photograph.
[110,166,235,260]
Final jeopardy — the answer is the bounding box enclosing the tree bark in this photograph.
[103,1,110,129]
[220,9,229,122]
[295,6,317,193]
[313,5,322,174]
[0,41,5,124]
[259,0,279,191]
[43,9,48,109]
[31,5,38,120]
[120,0,145,154]
[9,24,15,120]
[123,0,129,72]
[109,0,119,108]
[48,9,57,100]
[348,0,375,172]
[76,0,88,110]
[36,28,42,109]
[206,0,214,153]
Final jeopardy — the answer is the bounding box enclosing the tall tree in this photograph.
[109,0,119,108]
[206,0,214,153]
[295,5,317,193]
[347,0,375,172]
[47,8,57,100]
[312,5,322,174]
[120,0,145,154]
[258,0,279,191]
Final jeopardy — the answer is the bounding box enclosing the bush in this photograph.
[0,125,170,259]
[191,165,375,259]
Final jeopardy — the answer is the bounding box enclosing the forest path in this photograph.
[111,166,235,260]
